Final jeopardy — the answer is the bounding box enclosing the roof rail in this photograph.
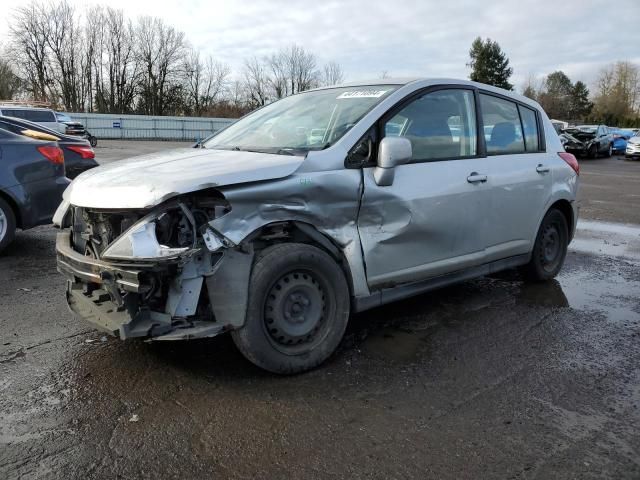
[0,99,54,109]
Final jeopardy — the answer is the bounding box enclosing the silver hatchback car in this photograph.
[54,78,579,373]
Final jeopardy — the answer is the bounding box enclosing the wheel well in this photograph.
[550,200,574,240]
[0,190,21,229]
[246,221,355,299]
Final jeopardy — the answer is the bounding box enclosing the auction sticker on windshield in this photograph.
[337,90,390,99]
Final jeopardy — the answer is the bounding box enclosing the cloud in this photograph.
[2,0,639,90]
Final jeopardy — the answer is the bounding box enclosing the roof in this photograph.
[0,104,55,112]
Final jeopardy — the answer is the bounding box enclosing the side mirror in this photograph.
[374,136,412,186]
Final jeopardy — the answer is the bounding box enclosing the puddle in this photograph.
[571,220,640,260]
[360,327,426,362]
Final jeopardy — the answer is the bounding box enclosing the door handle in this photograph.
[536,164,550,173]
[467,172,487,183]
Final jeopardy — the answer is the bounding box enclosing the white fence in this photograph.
[68,112,235,141]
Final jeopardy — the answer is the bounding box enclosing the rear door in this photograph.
[357,87,491,288]
[478,93,551,261]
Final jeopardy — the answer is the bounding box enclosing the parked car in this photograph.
[0,116,98,179]
[610,128,634,154]
[0,129,70,253]
[626,132,640,159]
[561,125,613,158]
[54,78,579,374]
[55,112,98,147]
[55,112,85,135]
[0,105,65,134]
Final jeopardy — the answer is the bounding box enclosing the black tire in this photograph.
[231,243,350,374]
[606,143,613,157]
[521,209,568,282]
[0,197,17,254]
[89,136,97,147]
[589,144,598,158]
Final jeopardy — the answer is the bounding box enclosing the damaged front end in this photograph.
[561,130,595,157]
[55,190,254,341]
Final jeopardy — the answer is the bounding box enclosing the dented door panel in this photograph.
[357,159,490,289]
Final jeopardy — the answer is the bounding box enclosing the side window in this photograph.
[3,109,55,122]
[518,105,539,152]
[383,89,477,161]
[480,94,525,155]
[25,110,56,122]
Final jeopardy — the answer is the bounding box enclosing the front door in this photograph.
[357,88,490,289]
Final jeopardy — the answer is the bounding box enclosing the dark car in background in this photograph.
[0,128,69,253]
[0,116,98,179]
[55,112,98,147]
[562,125,613,158]
[55,112,86,136]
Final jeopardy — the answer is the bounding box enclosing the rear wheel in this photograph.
[0,197,17,254]
[89,136,97,147]
[606,143,613,157]
[231,243,350,374]
[521,209,568,282]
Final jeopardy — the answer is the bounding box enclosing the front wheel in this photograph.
[231,243,350,374]
[521,209,568,282]
[88,135,97,147]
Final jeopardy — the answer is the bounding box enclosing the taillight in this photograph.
[66,145,95,159]
[558,152,579,175]
[37,146,64,165]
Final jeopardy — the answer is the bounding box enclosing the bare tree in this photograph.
[95,7,139,113]
[45,0,84,110]
[593,61,640,123]
[266,51,289,99]
[285,44,318,93]
[184,50,229,115]
[0,48,22,99]
[243,56,269,107]
[321,61,344,86]
[135,16,186,115]
[10,1,51,101]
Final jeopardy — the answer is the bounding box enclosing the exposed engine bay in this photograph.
[55,190,259,340]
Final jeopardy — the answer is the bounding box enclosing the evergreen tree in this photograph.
[570,81,592,121]
[467,37,513,90]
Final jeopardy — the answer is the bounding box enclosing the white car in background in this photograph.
[0,105,65,134]
[625,133,640,160]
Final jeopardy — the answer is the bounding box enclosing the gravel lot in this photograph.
[1,141,639,479]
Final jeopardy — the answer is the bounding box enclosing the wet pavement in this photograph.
[1,149,639,479]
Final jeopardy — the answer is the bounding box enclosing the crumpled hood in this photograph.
[64,148,304,209]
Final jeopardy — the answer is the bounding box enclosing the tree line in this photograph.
[1,7,638,126]
[0,0,344,117]
[468,36,640,127]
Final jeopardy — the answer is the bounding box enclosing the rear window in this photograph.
[518,105,540,151]
[2,109,56,123]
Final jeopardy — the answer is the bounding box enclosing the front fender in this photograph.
[211,171,370,298]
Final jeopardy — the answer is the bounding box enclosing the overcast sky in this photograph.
[2,0,639,90]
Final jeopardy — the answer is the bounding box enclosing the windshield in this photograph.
[203,85,399,154]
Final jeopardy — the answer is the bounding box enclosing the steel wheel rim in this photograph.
[540,223,561,272]
[263,270,329,354]
[0,209,7,243]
